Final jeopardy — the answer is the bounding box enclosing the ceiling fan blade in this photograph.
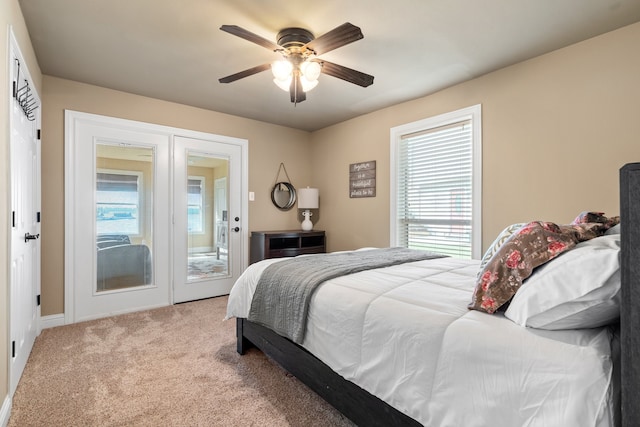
[219,63,271,83]
[290,74,306,104]
[304,22,363,55]
[315,60,374,87]
[220,25,281,51]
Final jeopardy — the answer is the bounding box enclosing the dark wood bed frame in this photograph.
[237,162,639,427]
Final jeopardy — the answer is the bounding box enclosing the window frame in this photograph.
[389,104,482,259]
[187,175,206,235]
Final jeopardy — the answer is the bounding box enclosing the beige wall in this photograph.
[41,77,311,316]
[2,0,42,407]
[311,22,640,253]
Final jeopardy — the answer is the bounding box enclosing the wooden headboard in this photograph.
[620,162,639,427]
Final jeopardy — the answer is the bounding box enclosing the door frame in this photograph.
[64,111,248,324]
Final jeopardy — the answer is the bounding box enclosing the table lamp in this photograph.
[298,187,319,231]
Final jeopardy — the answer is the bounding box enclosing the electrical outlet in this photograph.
[249,191,255,201]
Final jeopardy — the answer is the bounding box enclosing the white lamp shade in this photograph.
[300,76,318,92]
[298,187,319,209]
[301,61,321,81]
[271,60,292,80]
[273,77,291,92]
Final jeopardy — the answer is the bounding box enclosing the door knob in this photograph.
[24,233,40,243]
[233,227,240,232]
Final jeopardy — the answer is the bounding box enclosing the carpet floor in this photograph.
[8,296,355,427]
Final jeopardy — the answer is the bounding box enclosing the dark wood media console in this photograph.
[249,230,325,264]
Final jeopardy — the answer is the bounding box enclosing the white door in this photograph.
[173,136,245,303]
[66,113,171,322]
[9,31,41,395]
[66,112,249,322]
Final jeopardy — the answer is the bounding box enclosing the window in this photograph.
[96,170,143,235]
[187,176,205,233]
[390,105,482,259]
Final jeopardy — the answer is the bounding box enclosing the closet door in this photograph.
[65,112,171,322]
[66,111,249,322]
[9,32,41,395]
[172,135,245,303]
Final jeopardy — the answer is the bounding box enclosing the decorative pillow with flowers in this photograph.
[477,223,525,278]
[468,220,614,314]
[572,211,620,229]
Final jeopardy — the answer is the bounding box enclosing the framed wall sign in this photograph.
[349,160,376,198]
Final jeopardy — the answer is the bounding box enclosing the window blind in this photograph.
[397,119,473,258]
[96,172,138,192]
[188,178,202,195]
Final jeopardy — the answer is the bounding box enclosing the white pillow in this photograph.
[605,223,620,235]
[504,233,620,330]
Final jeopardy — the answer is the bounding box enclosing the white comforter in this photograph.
[226,254,616,427]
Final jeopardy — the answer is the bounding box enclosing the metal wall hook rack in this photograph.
[13,58,39,121]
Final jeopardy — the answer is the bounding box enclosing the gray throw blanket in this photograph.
[248,247,446,343]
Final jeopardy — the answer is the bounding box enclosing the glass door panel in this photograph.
[173,135,243,303]
[186,152,229,281]
[95,143,154,292]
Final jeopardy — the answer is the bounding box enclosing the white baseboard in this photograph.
[0,395,11,427]
[41,313,65,329]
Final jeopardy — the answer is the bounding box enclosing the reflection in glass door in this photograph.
[95,144,154,292]
[186,154,229,281]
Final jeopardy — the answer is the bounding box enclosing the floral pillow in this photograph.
[468,221,611,314]
[572,211,620,229]
[477,223,525,278]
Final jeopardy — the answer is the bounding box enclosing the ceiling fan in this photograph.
[218,22,374,104]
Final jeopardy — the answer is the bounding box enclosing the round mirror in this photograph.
[271,182,296,210]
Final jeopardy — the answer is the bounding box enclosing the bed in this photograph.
[226,163,639,427]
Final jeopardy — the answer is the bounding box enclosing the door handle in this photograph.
[25,233,40,243]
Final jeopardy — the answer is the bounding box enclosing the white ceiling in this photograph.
[19,0,640,132]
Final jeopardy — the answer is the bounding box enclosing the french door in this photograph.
[173,136,243,302]
[66,113,171,322]
[65,111,247,323]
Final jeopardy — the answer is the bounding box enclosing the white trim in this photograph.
[64,112,78,324]
[0,395,11,427]
[40,313,65,330]
[390,104,482,259]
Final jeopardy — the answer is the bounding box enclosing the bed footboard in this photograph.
[236,318,422,427]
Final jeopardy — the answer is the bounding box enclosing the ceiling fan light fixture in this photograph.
[220,23,373,103]
[273,77,291,92]
[271,60,293,80]
[301,61,321,81]
[300,75,318,92]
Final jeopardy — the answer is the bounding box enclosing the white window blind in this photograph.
[96,170,142,235]
[391,105,481,259]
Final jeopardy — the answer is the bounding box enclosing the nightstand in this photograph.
[249,230,326,264]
